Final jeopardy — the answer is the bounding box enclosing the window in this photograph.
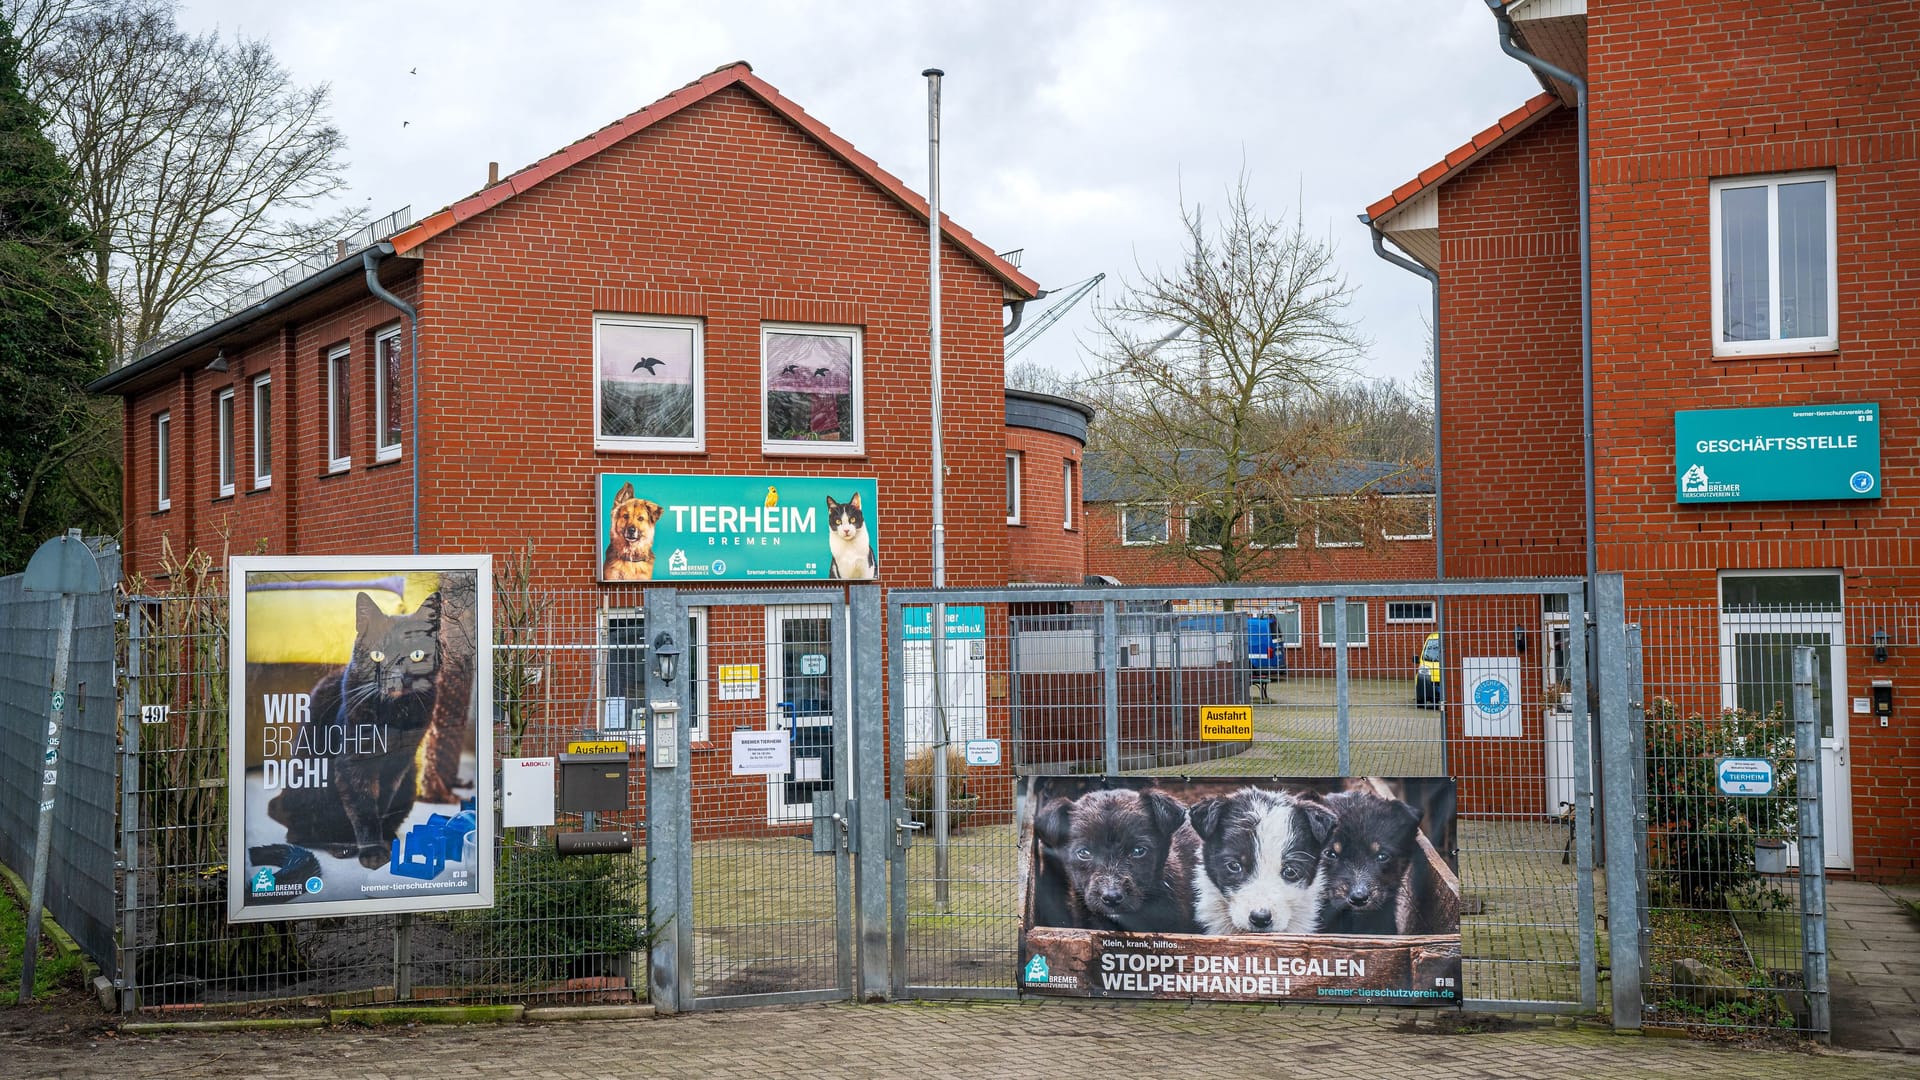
[1271,603,1303,648]
[602,609,709,742]
[1063,460,1076,530]
[763,324,862,454]
[1318,600,1368,647]
[1384,495,1434,541]
[251,374,272,489]
[1711,172,1837,357]
[216,388,235,498]
[595,313,703,451]
[1317,512,1363,548]
[1386,601,1435,624]
[1250,504,1298,548]
[1720,571,1842,613]
[1006,452,1022,524]
[326,345,350,471]
[374,325,403,462]
[154,412,171,511]
[1186,504,1233,549]
[1120,503,1169,545]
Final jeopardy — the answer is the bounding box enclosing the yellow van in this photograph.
[1415,632,1441,708]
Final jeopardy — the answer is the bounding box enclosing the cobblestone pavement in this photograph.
[15,1001,1919,1080]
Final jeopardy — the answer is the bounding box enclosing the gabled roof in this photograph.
[389,61,1040,299]
[1363,92,1559,225]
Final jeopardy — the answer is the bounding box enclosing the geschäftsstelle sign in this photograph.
[1674,403,1880,503]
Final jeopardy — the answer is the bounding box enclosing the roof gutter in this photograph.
[88,250,375,395]
[1363,221,1444,585]
[363,243,421,555]
[1485,0,1594,592]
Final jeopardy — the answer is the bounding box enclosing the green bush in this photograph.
[1643,698,1798,909]
[464,842,652,985]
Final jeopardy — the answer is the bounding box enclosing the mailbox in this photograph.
[557,751,630,812]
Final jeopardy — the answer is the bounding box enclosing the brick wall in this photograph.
[1004,426,1084,584]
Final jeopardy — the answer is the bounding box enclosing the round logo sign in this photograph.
[304,876,325,895]
[1472,677,1510,715]
[712,559,727,575]
[1850,470,1875,493]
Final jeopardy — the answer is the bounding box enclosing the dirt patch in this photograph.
[1392,1011,1516,1035]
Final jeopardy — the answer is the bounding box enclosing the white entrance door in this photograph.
[765,605,836,825]
[1718,573,1853,869]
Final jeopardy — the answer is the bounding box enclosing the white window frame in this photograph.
[251,374,272,489]
[761,323,864,456]
[1271,602,1303,650]
[593,313,705,452]
[326,345,351,472]
[599,607,709,744]
[1062,459,1076,530]
[1249,504,1299,549]
[374,325,403,463]
[1318,600,1369,648]
[1006,452,1023,524]
[1120,502,1170,546]
[1384,494,1434,541]
[154,412,171,511]
[216,388,235,498]
[1186,503,1231,550]
[1315,509,1363,549]
[1385,600,1436,624]
[1709,171,1838,358]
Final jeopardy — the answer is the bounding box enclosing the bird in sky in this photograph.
[410,67,418,75]
[813,366,831,377]
[765,486,779,508]
[632,357,664,374]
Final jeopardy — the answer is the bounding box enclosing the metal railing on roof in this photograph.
[121,206,413,367]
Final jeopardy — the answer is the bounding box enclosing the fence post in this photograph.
[644,588,690,1014]
[1101,600,1119,775]
[887,594,908,999]
[1333,596,1350,776]
[1593,573,1643,1029]
[1624,622,1650,1006]
[117,598,144,1012]
[850,587,887,1000]
[1569,587,1597,1012]
[1791,646,1830,1041]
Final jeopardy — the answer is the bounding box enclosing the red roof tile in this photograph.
[389,61,1039,298]
[1363,92,1560,224]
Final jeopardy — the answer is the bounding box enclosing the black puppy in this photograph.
[1033,787,1194,933]
[1319,789,1423,935]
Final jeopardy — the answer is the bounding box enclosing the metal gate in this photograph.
[644,587,870,1011]
[885,580,1602,1014]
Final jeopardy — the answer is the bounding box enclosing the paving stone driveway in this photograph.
[16,1001,1918,1080]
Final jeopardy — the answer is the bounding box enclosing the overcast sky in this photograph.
[178,0,1541,390]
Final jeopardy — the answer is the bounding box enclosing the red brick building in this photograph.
[1364,1,1920,877]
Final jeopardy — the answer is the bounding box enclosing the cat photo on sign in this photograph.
[826,492,877,580]
[228,557,494,921]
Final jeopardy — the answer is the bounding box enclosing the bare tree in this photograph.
[1088,179,1415,583]
[9,0,360,353]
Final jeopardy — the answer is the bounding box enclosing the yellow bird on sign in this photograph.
[765,486,779,508]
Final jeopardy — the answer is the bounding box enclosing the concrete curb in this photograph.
[122,1018,327,1034]
[331,1004,526,1026]
[524,1004,656,1022]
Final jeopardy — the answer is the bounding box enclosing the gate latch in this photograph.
[894,808,923,851]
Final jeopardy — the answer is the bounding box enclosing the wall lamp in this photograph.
[1514,626,1527,655]
[651,630,682,684]
[204,351,228,373]
[1873,629,1889,664]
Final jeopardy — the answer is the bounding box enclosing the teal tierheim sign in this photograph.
[597,474,880,582]
[1674,403,1880,503]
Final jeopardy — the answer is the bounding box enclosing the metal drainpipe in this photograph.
[1485,0,1593,590]
[1363,222,1443,585]
[363,243,421,555]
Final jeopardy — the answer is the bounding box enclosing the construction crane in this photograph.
[1005,273,1104,360]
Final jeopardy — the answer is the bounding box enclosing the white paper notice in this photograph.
[732,729,793,775]
[793,756,823,782]
[501,757,556,827]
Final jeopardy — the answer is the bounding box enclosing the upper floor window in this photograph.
[1062,460,1076,530]
[216,387,235,498]
[374,325,403,462]
[1120,503,1169,545]
[1711,172,1837,357]
[1186,504,1233,550]
[154,412,171,511]
[595,314,704,452]
[1384,494,1434,541]
[326,345,351,472]
[251,375,272,489]
[1006,452,1023,524]
[1250,504,1298,549]
[763,324,862,455]
[1316,510,1363,548]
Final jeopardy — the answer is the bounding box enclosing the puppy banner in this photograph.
[226,556,494,922]
[596,473,881,583]
[1019,775,1460,1005]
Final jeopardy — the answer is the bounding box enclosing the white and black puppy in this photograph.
[1180,788,1336,935]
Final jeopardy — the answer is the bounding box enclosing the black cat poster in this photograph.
[226,556,494,921]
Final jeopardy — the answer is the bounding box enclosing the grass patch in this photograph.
[1646,906,1794,1030]
[0,874,84,1005]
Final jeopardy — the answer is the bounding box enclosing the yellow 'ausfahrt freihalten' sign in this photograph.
[1199,705,1253,741]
